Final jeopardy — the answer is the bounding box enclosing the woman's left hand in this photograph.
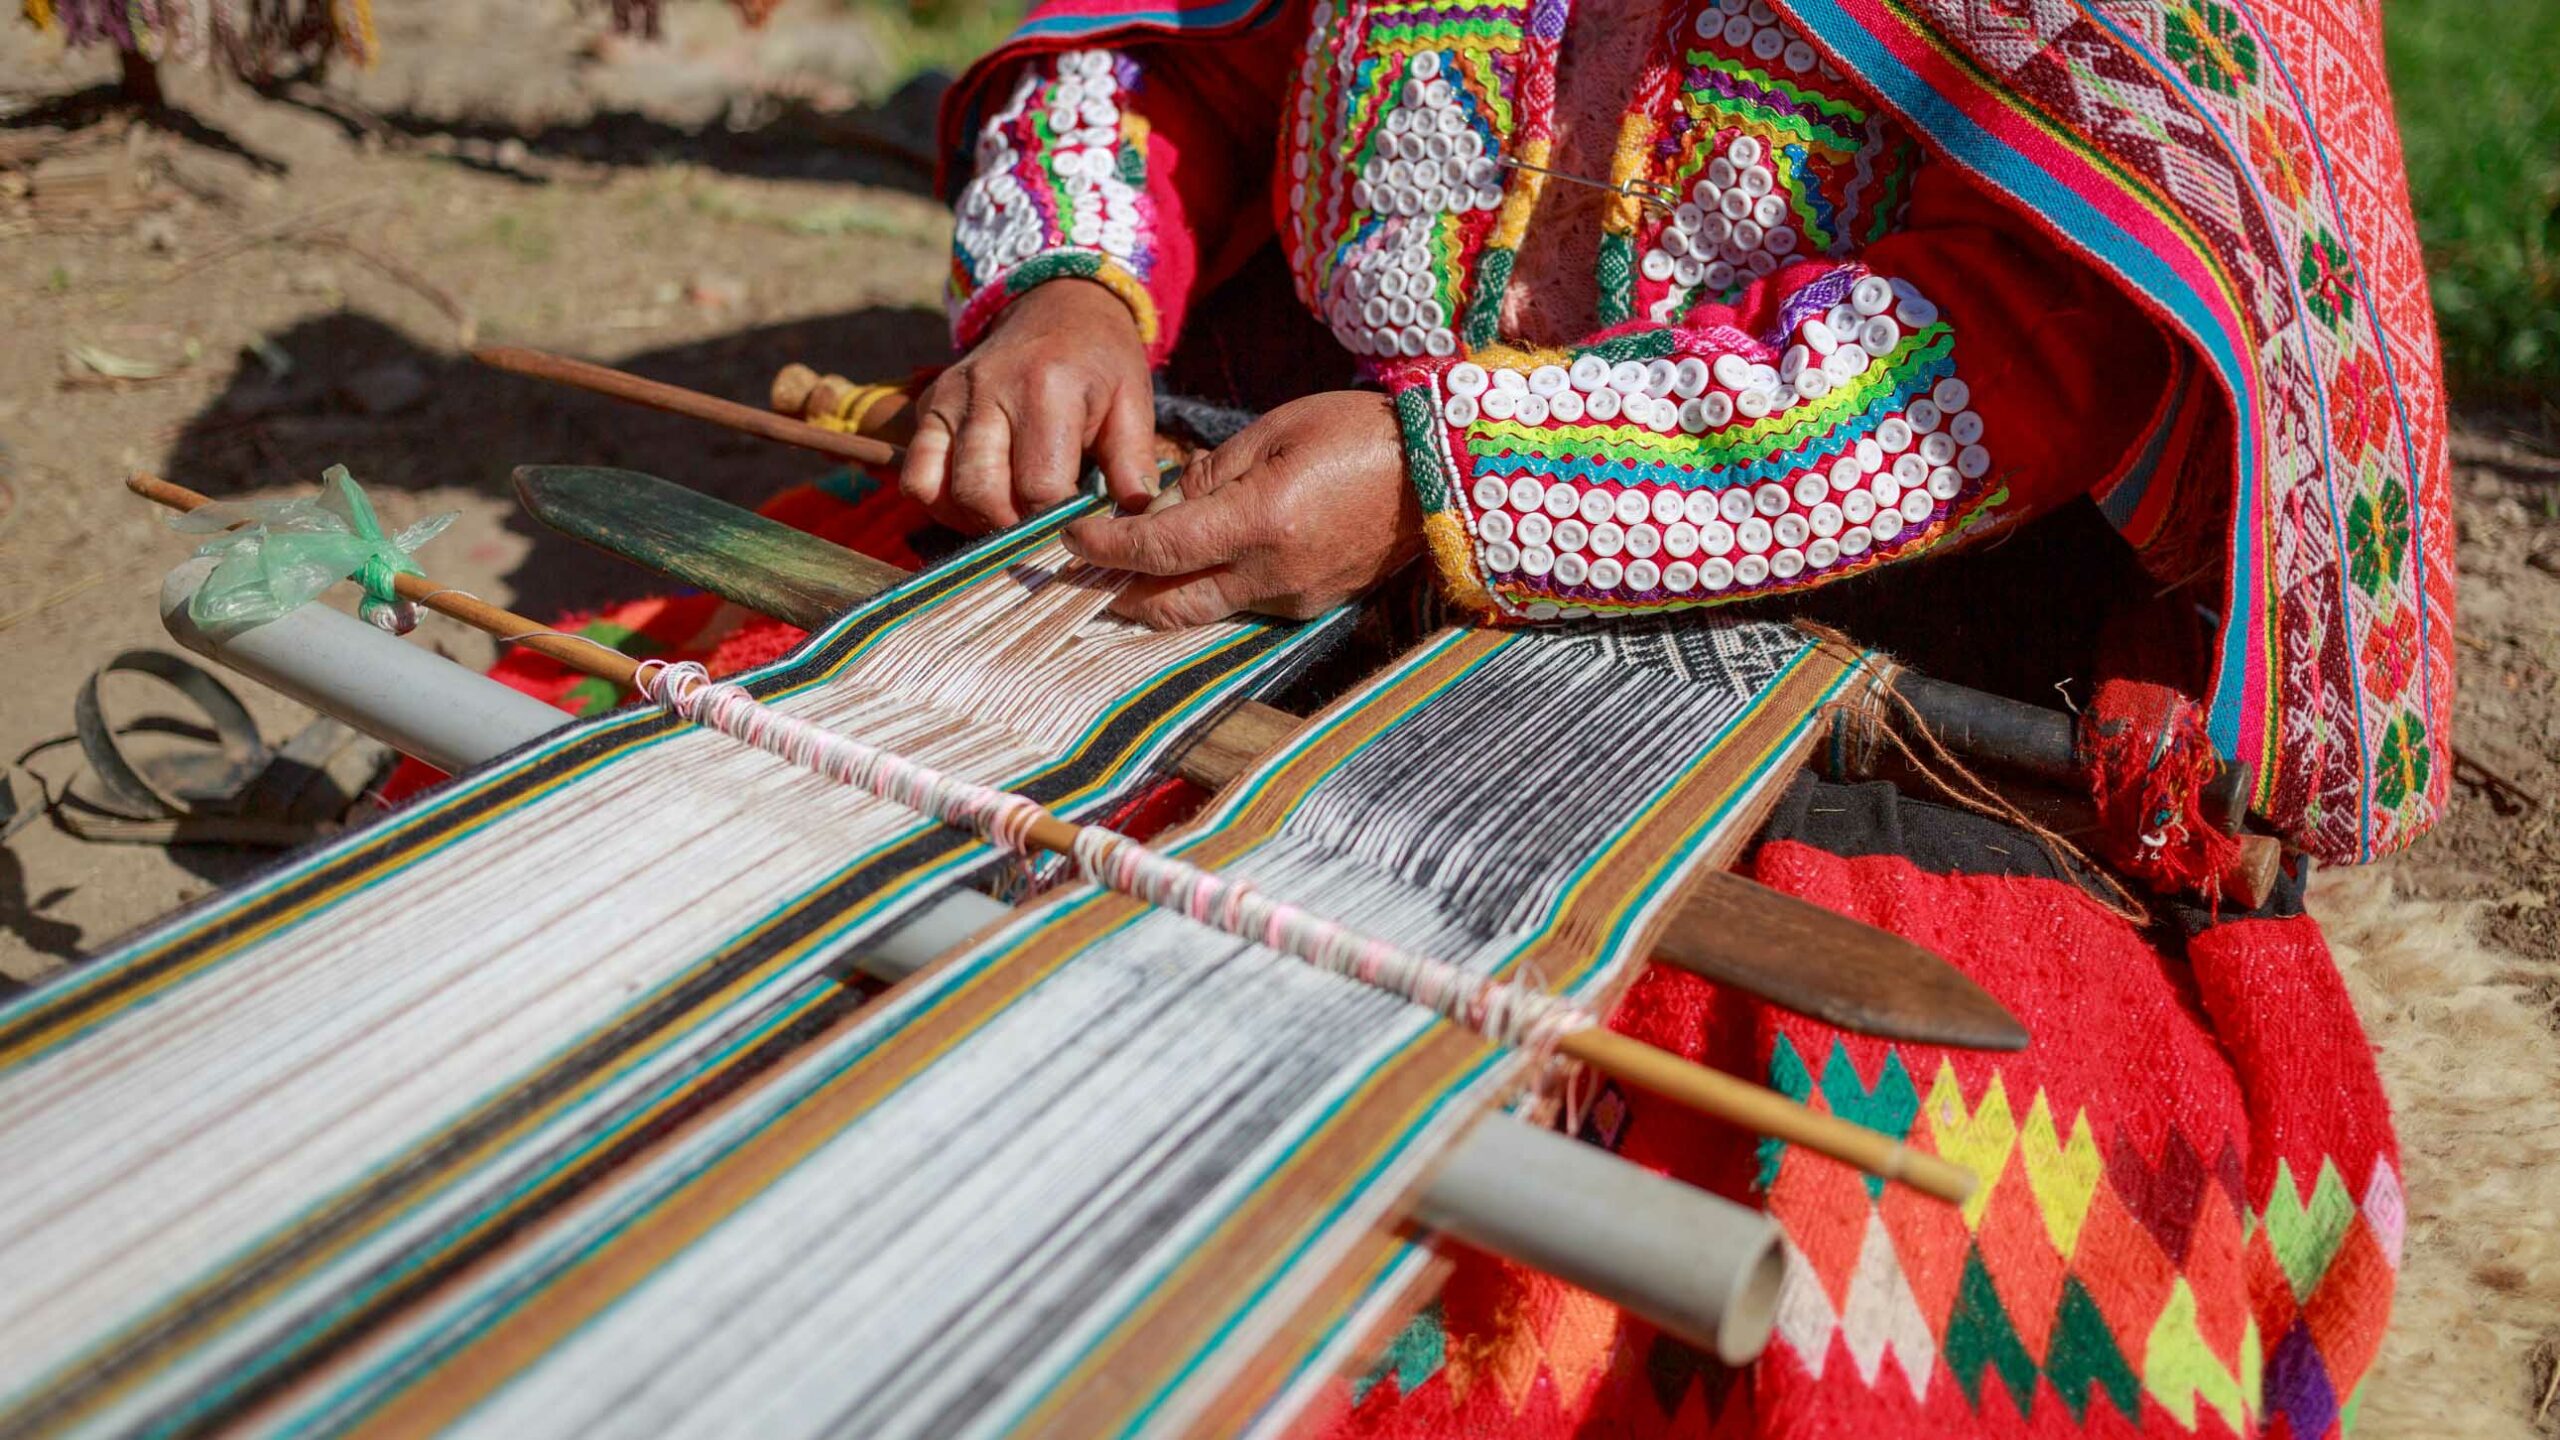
[1060,390,1421,626]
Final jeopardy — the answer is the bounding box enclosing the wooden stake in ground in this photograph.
[126,470,1980,1206]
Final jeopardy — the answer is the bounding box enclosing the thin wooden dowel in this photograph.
[125,471,1977,1206]
[471,346,906,470]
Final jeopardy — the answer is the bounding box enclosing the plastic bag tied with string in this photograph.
[176,466,456,635]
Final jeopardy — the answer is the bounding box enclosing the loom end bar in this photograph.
[1561,1028,1978,1205]
[1655,873,2029,1052]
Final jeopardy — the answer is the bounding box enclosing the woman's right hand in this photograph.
[898,279,1160,534]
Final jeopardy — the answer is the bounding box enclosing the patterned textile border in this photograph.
[0,502,1346,1439]
[1649,0,2451,860]
[258,623,1861,1439]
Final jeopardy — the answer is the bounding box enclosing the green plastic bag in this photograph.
[176,466,456,633]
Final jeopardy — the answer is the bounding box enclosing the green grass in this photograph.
[834,0,1027,91]
[2386,0,2560,401]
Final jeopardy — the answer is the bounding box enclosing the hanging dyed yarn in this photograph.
[24,0,379,75]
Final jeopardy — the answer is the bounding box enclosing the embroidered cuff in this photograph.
[949,49,1169,360]
[1394,271,1999,621]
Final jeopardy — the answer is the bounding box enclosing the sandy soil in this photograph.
[2,3,2556,1429]
[1,2,958,975]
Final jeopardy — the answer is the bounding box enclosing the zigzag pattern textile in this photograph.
[0,504,1341,1438]
[1323,786,2399,1439]
[230,622,1859,1438]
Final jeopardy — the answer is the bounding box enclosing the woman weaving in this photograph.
[887,0,2445,1435]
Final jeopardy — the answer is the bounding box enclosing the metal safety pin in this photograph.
[1494,156,1680,216]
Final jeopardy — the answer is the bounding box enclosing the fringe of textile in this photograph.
[2080,677,2247,906]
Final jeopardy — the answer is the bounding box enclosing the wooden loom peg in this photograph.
[509,463,2028,1055]
[771,362,920,448]
[129,470,1980,1205]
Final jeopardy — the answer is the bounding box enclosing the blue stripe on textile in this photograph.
[2066,0,2372,851]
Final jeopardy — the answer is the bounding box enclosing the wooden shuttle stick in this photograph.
[472,346,907,470]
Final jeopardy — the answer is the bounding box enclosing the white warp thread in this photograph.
[638,660,1593,1056]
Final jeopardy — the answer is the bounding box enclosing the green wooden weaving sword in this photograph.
[511,463,2028,1053]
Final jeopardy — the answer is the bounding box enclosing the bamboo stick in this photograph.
[471,347,906,469]
[125,470,1978,1206]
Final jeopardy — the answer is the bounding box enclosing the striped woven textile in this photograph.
[0,506,1340,1438]
[253,620,1859,1438]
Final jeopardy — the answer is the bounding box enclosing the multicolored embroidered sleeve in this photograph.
[949,48,1183,363]
[1387,260,1994,620]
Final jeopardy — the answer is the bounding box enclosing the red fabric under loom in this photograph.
[1320,842,2397,1439]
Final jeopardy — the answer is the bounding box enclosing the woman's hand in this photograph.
[899,280,1158,533]
[1060,390,1420,626]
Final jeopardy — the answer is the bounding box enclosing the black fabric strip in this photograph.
[1755,774,2307,928]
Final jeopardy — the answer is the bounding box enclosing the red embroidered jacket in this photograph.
[944,1,2172,623]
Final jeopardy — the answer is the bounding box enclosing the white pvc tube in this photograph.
[159,558,567,777]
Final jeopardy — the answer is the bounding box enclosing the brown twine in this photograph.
[1799,625,2151,926]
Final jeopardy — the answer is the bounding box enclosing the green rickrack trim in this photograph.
[1680,47,1872,131]
[1463,246,1515,348]
[1395,386,1455,514]
[1595,233,1636,329]
[1861,135,1923,247]
[1470,324,1958,471]
[1571,328,1681,367]
[1450,44,1517,134]
[1345,53,1393,151]
[1006,250,1104,293]
[1778,156,1839,254]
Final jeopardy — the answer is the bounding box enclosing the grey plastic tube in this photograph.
[1412,1114,1783,1362]
[158,558,567,777]
[161,559,1783,1364]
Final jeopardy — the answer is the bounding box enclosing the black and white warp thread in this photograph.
[267,621,1826,1440]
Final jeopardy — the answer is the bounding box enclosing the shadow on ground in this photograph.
[160,303,952,619]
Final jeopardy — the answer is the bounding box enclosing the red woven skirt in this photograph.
[1313,780,2399,1440]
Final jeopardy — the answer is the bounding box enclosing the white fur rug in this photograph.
[2313,866,2560,1437]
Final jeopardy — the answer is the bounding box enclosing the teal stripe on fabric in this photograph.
[263,623,1846,1440]
[0,505,1351,1440]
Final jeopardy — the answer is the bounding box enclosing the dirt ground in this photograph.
[1,2,2557,1429]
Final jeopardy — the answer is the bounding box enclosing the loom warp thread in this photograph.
[638,659,1594,1057]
